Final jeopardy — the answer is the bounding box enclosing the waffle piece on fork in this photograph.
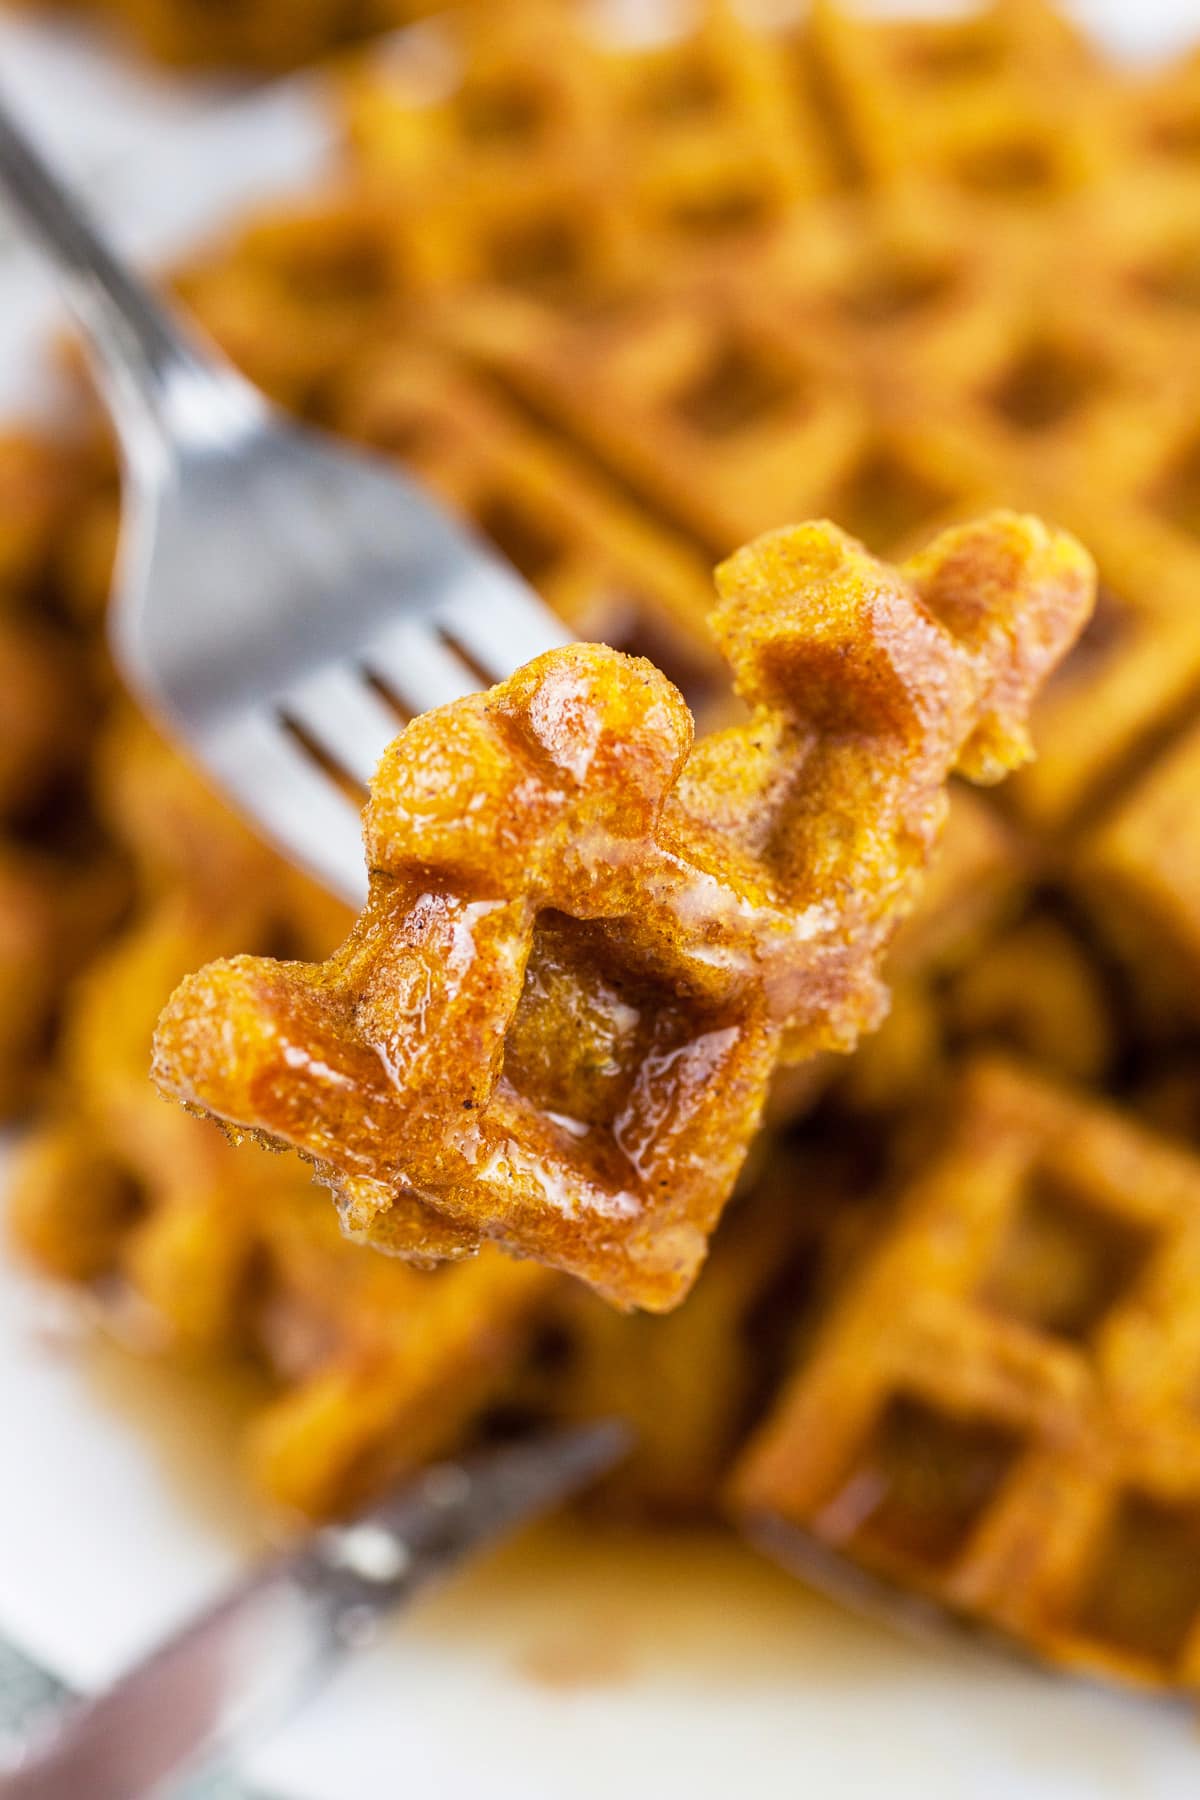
[152,512,1094,1311]
[733,1057,1200,1694]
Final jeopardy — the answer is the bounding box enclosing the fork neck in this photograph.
[0,89,264,481]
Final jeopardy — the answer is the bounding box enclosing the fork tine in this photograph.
[281,664,403,788]
[440,583,571,684]
[203,712,368,909]
[365,619,481,715]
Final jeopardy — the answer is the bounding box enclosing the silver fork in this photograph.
[0,88,569,906]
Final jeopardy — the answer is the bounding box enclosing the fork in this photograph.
[0,87,569,906]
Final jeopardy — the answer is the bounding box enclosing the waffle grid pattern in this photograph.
[7,0,1200,1695]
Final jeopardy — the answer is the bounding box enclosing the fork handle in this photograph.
[0,88,261,475]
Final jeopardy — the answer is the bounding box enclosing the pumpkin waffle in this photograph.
[438,257,1032,563]
[1044,170,1200,376]
[151,513,1094,1310]
[733,1058,1200,1693]
[888,283,1162,506]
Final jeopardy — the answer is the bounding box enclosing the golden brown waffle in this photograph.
[437,241,1054,567]
[151,514,1093,1310]
[733,1058,1200,1693]
[751,186,1023,390]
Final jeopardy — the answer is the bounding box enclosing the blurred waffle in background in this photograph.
[6,0,442,70]
[7,0,1200,1699]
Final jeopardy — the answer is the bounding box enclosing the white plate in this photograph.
[1,7,1199,1794]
